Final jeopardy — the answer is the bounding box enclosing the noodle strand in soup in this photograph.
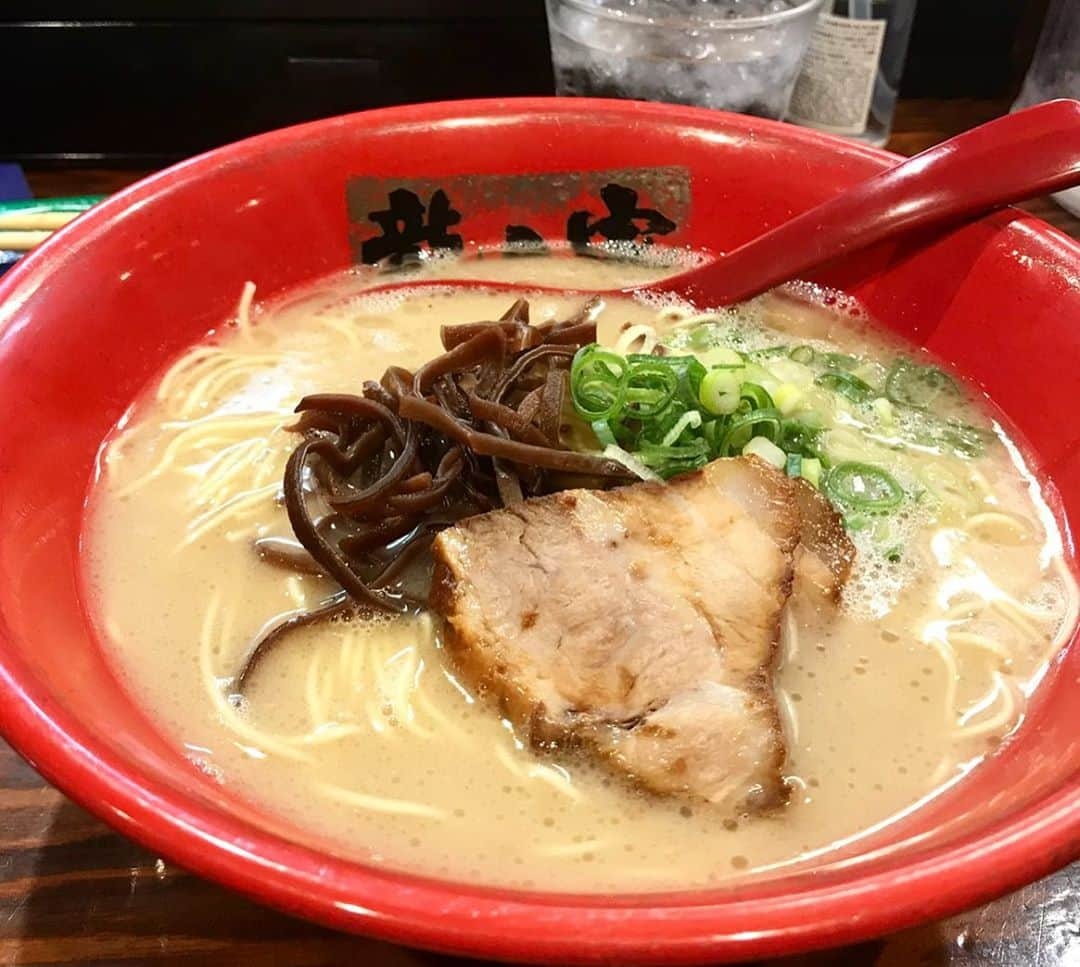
[86,254,1077,893]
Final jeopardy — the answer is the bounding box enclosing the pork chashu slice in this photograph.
[430,456,803,812]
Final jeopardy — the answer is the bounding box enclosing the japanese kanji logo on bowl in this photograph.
[345,166,691,265]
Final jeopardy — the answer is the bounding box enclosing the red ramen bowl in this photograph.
[0,99,1077,964]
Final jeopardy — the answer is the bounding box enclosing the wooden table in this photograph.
[4,99,1079,966]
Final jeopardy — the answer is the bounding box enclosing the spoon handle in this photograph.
[650,99,1080,306]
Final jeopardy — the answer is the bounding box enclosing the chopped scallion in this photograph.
[624,360,679,419]
[699,369,741,415]
[822,351,859,372]
[885,357,958,410]
[749,345,790,359]
[717,407,783,457]
[823,462,904,514]
[661,410,703,447]
[815,370,875,403]
[920,417,991,459]
[743,436,787,469]
[570,345,629,422]
[739,382,774,411]
[779,418,825,461]
[773,382,803,415]
[801,457,822,488]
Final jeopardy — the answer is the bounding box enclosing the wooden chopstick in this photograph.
[0,196,107,253]
[0,231,52,251]
[0,211,84,231]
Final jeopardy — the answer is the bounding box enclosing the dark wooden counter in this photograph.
[4,99,1078,965]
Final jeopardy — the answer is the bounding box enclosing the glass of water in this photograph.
[546,0,829,120]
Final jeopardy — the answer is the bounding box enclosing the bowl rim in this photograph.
[0,96,1077,965]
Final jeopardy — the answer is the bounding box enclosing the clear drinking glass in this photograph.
[545,0,830,120]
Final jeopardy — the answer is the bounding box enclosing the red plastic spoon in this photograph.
[653,97,1080,306]
[368,99,1080,307]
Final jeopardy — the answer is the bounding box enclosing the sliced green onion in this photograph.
[924,418,991,459]
[717,407,783,457]
[628,353,707,410]
[815,370,875,403]
[749,345,790,359]
[823,462,904,514]
[800,456,822,488]
[702,418,725,452]
[743,436,787,469]
[823,351,859,371]
[624,360,679,419]
[885,357,958,410]
[661,410,703,447]
[570,345,628,421]
[779,418,825,461]
[636,438,710,479]
[872,515,904,549]
[739,382,774,410]
[773,382,803,415]
[568,337,959,505]
[699,369,741,415]
[602,444,661,482]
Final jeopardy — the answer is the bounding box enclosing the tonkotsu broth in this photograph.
[86,254,1076,892]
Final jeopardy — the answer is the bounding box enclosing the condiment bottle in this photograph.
[786,0,919,146]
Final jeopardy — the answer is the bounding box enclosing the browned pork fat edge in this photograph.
[430,455,852,813]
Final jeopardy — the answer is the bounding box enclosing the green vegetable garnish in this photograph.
[823,462,905,514]
[920,417,992,459]
[822,351,859,372]
[570,345,628,422]
[739,382,774,411]
[623,359,679,419]
[815,370,875,403]
[636,437,710,474]
[717,407,783,457]
[800,456,823,488]
[885,357,959,410]
[699,369,741,415]
[779,418,827,462]
[748,345,789,359]
[568,337,947,559]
